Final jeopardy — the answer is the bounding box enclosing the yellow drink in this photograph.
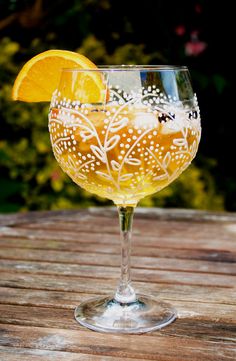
[49,103,200,206]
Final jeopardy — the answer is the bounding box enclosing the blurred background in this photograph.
[0,0,234,212]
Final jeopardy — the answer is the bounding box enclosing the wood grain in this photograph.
[0,259,235,287]
[1,238,235,263]
[0,347,139,361]
[0,207,236,360]
[1,274,236,305]
[0,324,235,361]
[1,247,236,274]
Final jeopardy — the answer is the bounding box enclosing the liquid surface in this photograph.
[49,102,201,206]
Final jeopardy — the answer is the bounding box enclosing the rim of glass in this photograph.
[62,65,188,72]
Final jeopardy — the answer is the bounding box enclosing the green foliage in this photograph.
[140,164,223,210]
[0,35,225,212]
[77,35,165,65]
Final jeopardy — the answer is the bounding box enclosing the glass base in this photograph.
[74,294,177,334]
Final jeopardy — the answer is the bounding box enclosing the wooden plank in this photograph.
[0,247,236,275]
[0,347,139,361]
[0,288,236,325]
[91,206,236,223]
[0,237,121,254]
[0,285,235,310]
[1,224,236,252]
[0,239,233,265]
[17,216,234,241]
[0,259,235,287]
[1,207,236,226]
[0,209,89,227]
[6,216,236,243]
[9,211,236,244]
[0,324,235,361]
[1,237,235,263]
[0,272,235,304]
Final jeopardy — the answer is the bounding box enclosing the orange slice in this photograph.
[12,50,105,103]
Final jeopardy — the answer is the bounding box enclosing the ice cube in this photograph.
[108,70,142,98]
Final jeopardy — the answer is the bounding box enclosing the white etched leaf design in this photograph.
[80,125,96,141]
[191,140,197,156]
[153,174,168,181]
[163,152,171,168]
[90,145,106,163]
[173,138,187,147]
[110,117,128,133]
[120,173,133,182]
[105,135,120,151]
[181,161,191,172]
[111,160,120,171]
[54,144,62,155]
[67,156,76,169]
[95,171,112,181]
[125,158,141,166]
[77,173,87,180]
[183,127,188,137]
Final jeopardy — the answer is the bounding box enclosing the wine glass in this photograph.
[48,65,201,333]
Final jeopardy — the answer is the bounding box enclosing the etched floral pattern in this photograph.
[49,86,201,206]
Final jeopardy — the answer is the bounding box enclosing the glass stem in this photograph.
[115,206,136,304]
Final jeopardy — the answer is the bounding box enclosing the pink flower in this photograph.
[175,25,186,36]
[185,31,207,56]
[185,41,207,56]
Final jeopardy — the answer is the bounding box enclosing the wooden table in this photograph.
[0,207,236,360]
